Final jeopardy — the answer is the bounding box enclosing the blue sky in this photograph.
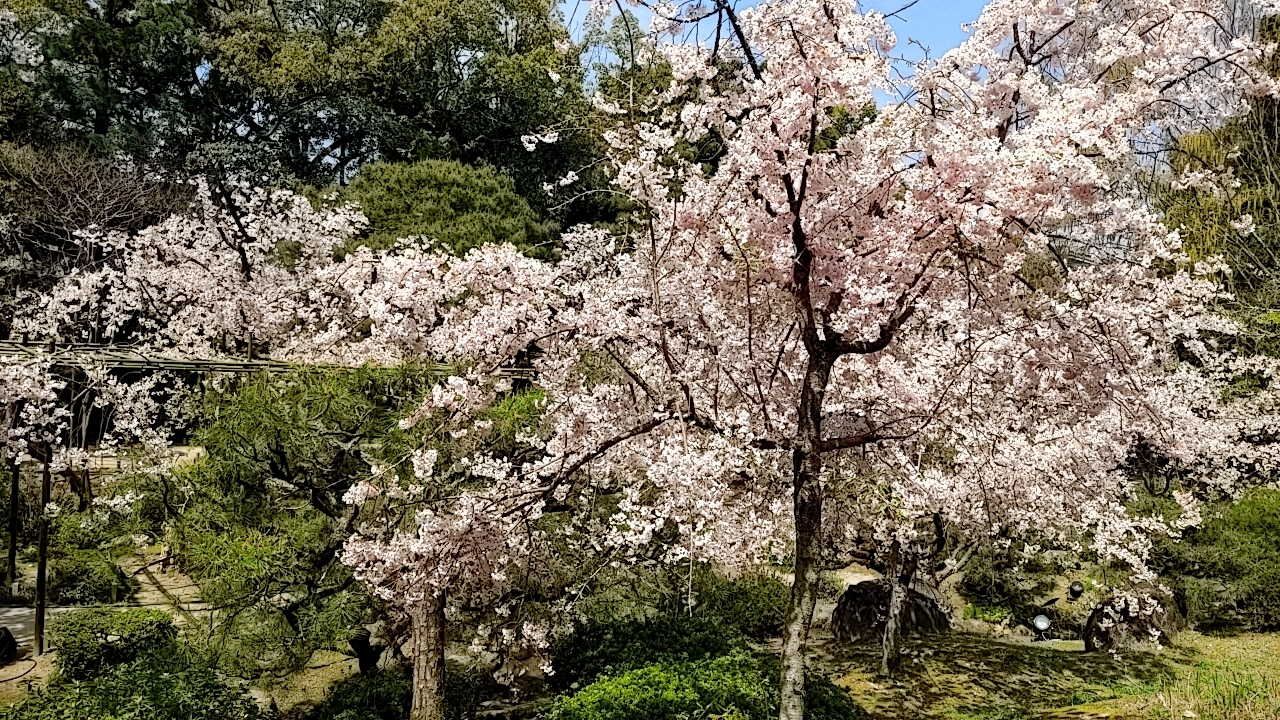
[560,0,992,60]
[860,0,990,60]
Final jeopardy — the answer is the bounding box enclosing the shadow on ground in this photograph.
[816,633,1186,719]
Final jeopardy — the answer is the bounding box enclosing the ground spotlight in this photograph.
[1068,581,1085,601]
[1032,614,1052,642]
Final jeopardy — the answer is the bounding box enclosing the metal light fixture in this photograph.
[1032,614,1052,641]
[1068,581,1085,601]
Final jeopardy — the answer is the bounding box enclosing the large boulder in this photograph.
[1082,587,1182,652]
[831,580,950,644]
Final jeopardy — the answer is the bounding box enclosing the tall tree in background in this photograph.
[0,0,604,217]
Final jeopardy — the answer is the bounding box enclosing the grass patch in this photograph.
[1144,669,1280,720]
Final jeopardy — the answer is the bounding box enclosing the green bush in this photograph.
[307,665,490,720]
[547,651,868,720]
[548,616,744,690]
[310,669,409,720]
[50,552,129,605]
[800,672,872,720]
[956,550,1075,634]
[53,514,110,551]
[1236,566,1280,629]
[0,652,264,720]
[1154,489,1280,631]
[694,571,792,640]
[49,607,177,679]
[546,651,775,720]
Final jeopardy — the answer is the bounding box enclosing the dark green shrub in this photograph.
[342,160,553,257]
[310,669,409,720]
[49,607,177,679]
[693,571,792,640]
[50,551,130,605]
[548,616,744,690]
[0,652,264,720]
[1154,489,1280,631]
[957,550,1074,635]
[758,658,870,720]
[958,551,1051,611]
[800,673,872,720]
[1236,566,1280,629]
[53,514,110,551]
[308,665,490,720]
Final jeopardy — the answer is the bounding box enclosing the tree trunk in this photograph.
[5,402,22,592]
[409,593,447,720]
[880,541,905,676]
[778,356,833,720]
[34,450,50,655]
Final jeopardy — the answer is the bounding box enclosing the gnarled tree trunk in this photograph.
[880,541,905,676]
[409,593,447,720]
[779,355,833,720]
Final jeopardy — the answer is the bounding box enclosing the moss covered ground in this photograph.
[809,630,1280,719]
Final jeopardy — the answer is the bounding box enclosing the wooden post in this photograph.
[34,449,49,656]
[5,455,18,592]
[4,400,22,592]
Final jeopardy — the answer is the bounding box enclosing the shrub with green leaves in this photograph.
[50,552,130,606]
[52,513,109,551]
[798,672,873,720]
[49,607,177,679]
[693,570,792,640]
[1155,489,1280,631]
[548,616,745,691]
[0,652,263,720]
[548,650,868,720]
[546,650,775,720]
[956,549,1075,634]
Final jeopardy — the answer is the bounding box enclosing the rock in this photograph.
[0,627,15,664]
[1083,586,1182,652]
[831,580,950,645]
[348,628,382,676]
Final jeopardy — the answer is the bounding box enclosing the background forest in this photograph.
[2,1,1280,720]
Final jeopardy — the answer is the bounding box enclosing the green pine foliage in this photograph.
[341,160,554,257]
[164,366,442,676]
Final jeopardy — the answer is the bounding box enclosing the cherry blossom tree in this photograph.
[513,0,1280,714]
[10,4,1280,717]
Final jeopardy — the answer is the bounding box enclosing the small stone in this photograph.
[1182,712,1198,719]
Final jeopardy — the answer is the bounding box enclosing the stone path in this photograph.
[0,551,208,660]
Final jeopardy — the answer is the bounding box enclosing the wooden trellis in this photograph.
[0,340,531,377]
